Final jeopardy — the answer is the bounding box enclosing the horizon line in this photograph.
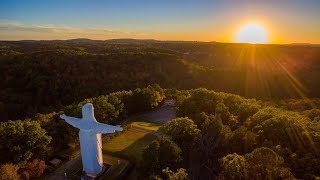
[0,38,319,45]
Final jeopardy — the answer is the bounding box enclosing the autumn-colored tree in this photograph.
[0,164,20,180]
[20,159,46,178]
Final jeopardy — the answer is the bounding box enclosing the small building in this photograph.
[163,99,176,107]
[49,158,62,167]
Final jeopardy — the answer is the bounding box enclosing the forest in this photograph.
[0,86,319,179]
[0,40,320,179]
[1,40,320,120]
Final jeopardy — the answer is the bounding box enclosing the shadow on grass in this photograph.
[103,133,157,163]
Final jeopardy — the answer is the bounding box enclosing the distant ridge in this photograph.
[69,38,93,41]
[289,43,320,47]
[68,38,98,43]
[67,38,215,43]
[0,38,317,45]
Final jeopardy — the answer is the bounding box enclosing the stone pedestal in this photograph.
[76,164,112,180]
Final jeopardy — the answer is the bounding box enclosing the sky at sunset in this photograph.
[0,0,319,43]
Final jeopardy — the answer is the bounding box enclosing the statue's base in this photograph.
[74,164,112,180]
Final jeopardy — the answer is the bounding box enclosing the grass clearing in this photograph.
[131,121,161,131]
[102,122,160,180]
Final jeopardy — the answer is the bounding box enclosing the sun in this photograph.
[235,23,268,44]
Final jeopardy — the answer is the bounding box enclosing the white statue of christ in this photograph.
[60,103,123,177]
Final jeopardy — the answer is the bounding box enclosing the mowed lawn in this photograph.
[102,122,159,162]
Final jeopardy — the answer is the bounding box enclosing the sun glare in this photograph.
[235,23,268,44]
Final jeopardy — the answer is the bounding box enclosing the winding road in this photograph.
[128,106,176,125]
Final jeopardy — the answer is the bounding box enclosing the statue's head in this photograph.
[82,103,95,120]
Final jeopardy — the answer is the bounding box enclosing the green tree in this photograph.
[0,120,52,164]
[219,153,249,180]
[128,85,164,113]
[303,108,320,121]
[141,141,161,175]
[227,126,256,154]
[92,95,119,123]
[158,136,182,169]
[141,136,182,176]
[63,98,92,118]
[237,100,261,123]
[162,167,188,180]
[215,102,231,124]
[159,117,200,153]
[245,147,294,179]
[250,107,316,152]
[177,88,218,120]
[43,114,78,149]
[194,112,209,130]
[219,148,294,180]
[107,94,125,119]
[197,114,231,172]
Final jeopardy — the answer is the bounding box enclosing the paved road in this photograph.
[128,106,176,125]
[47,156,81,180]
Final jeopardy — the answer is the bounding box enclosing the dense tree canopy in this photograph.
[0,120,51,164]
[219,147,295,180]
[158,88,320,179]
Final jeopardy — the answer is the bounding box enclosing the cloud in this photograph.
[86,27,137,36]
[0,20,149,39]
[0,20,76,33]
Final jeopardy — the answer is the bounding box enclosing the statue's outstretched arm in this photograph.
[93,122,123,134]
[60,114,82,129]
